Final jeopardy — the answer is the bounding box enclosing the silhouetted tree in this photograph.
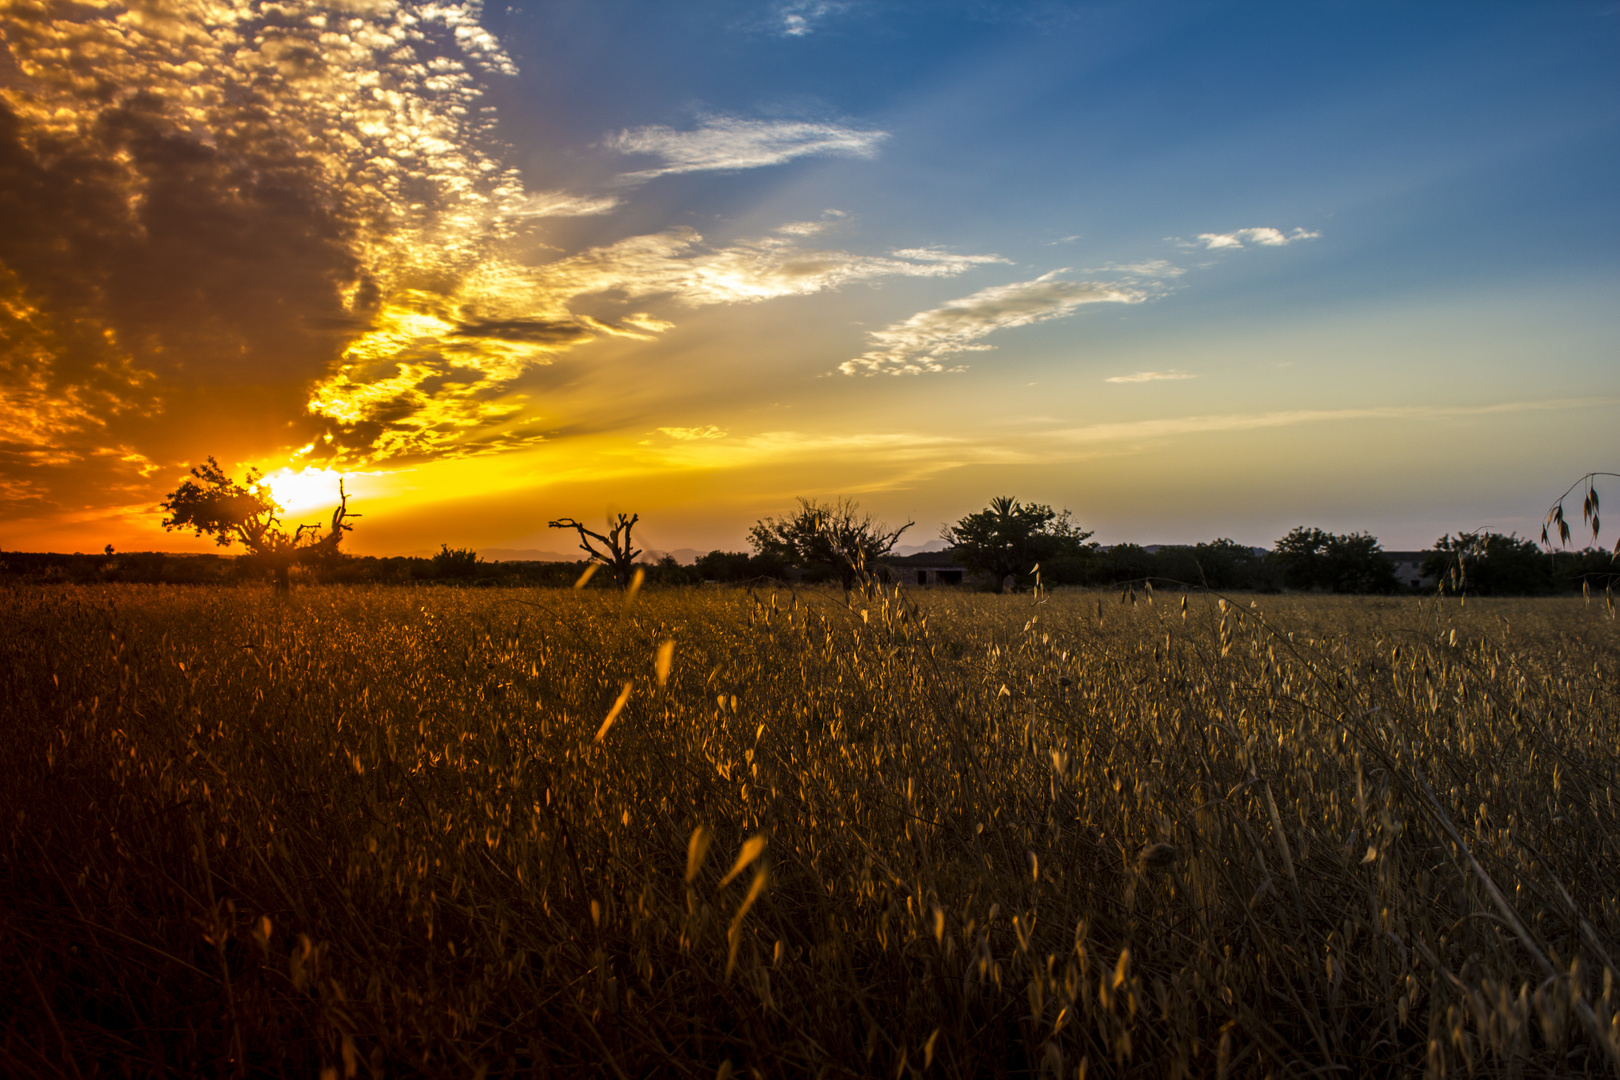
[749,497,912,594]
[161,457,356,590]
[550,513,640,588]
[431,544,481,579]
[1425,532,1554,596]
[695,550,791,583]
[1272,527,1396,594]
[944,496,1094,593]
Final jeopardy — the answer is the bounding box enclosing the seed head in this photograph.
[1137,842,1177,875]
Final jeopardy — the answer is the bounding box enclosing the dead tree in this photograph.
[294,479,360,566]
[550,513,641,588]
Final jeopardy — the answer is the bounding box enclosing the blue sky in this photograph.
[0,0,1615,555]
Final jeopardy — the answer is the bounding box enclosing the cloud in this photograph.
[1104,370,1197,383]
[1193,227,1320,250]
[1093,259,1186,278]
[840,272,1144,376]
[1051,398,1603,445]
[508,191,622,218]
[0,0,547,503]
[295,231,1004,463]
[0,0,999,493]
[531,229,1006,309]
[657,425,726,440]
[776,2,850,37]
[606,116,888,179]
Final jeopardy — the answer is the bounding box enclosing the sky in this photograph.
[0,0,1616,558]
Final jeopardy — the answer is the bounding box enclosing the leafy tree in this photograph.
[1085,543,1156,586]
[748,497,913,594]
[696,550,752,582]
[1189,539,1278,591]
[695,550,790,583]
[549,513,641,588]
[648,553,703,586]
[943,496,1095,593]
[1425,532,1554,596]
[1149,539,1277,591]
[161,457,355,590]
[1271,527,1398,594]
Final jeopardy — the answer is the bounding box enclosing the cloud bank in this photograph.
[0,0,999,510]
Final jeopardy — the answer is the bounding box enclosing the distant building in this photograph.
[1383,551,1436,589]
[881,549,980,587]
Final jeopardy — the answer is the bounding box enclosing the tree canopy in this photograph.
[1272,527,1396,594]
[1425,532,1556,596]
[748,497,912,593]
[943,496,1095,593]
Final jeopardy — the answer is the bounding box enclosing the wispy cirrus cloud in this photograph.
[508,191,623,218]
[1092,259,1185,278]
[531,229,1004,309]
[606,116,888,180]
[1105,370,1196,383]
[1052,398,1604,445]
[1191,227,1320,250]
[840,272,1143,376]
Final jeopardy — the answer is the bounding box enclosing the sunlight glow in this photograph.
[260,467,349,517]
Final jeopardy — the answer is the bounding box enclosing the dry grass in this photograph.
[1,582,1616,1077]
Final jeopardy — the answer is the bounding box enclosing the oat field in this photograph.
[2,582,1617,1078]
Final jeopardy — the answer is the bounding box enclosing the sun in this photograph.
[259,467,348,517]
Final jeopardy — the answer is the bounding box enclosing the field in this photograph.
[2,582,1617,1078]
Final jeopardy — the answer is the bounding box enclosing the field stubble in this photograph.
[1,582,1617,1077]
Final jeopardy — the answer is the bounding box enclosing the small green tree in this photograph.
[1271,527,1397,594]
[161,457,356,590]
[943,496,1094,593]
[748,497,912,594]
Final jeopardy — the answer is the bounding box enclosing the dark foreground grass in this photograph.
[1,582,1616,1077]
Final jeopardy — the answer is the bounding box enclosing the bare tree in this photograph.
[749,497,913,595]
[550,513,641,588]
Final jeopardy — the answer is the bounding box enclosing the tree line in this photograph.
[7,460,1611,596]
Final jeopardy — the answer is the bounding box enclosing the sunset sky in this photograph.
[1,0,1616,558]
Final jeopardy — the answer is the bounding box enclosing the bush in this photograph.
[430,544,481,579]
[696,550,791,583]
